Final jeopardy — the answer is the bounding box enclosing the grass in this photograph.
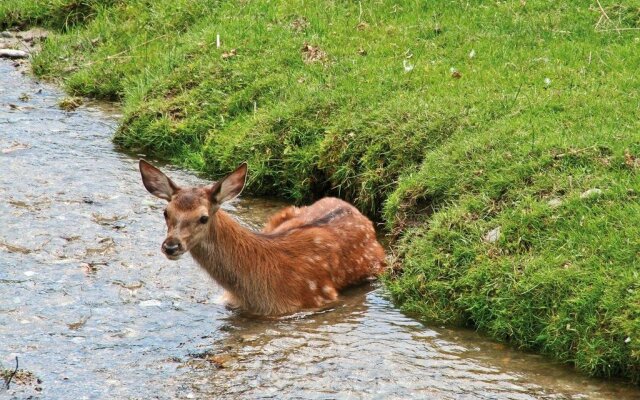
[1,0,639,382]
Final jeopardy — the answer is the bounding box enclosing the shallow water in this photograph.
[0,61,638,399]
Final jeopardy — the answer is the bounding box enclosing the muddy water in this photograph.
[0,61,638,400]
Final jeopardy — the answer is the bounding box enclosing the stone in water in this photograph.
[0,49,28,59]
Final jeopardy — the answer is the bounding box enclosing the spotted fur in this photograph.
[140,160,386,315]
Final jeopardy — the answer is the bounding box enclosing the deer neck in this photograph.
[189,210,273,306]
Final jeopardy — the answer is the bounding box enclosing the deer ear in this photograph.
[139,160,180,201]
[210,163,248,205]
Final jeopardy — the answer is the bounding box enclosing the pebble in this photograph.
[163,290,182,299]
[2,142,31,154]
[240,334,259,342]
[483,227,501,243]
[580,188,603,199]
[547,198,562,208]
[0,31,12,38]
[140,299,162,307]
[0,49,28,59]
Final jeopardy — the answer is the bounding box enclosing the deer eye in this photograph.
[199,215,209,224]
[163,209,168,219]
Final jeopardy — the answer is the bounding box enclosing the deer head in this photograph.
[139,160,247,260]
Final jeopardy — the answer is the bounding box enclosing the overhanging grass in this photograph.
[1,0,639,382]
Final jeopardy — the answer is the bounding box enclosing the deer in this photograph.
[139,160,386,316]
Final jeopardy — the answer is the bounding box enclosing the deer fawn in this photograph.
[139,160,386,315]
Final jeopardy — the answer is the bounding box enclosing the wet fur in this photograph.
[190,198,385,315]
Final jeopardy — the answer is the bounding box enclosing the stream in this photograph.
[1,60,638,399]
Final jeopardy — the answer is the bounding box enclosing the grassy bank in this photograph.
[2,0,639,382]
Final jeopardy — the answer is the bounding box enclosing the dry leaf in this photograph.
[2,142,30,153]
[301,42,327,64]
[222,48,237,59]
[625,149,639,169]
[290,17,309,33]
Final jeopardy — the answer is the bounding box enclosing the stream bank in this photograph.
[1,60,639,399]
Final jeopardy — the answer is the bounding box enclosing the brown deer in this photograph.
[139,160,386,315]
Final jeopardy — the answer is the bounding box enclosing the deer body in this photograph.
[139,161,385,315]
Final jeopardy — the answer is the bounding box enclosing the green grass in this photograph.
[2,0,639,382]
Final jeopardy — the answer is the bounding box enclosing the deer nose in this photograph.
[162,240,182,256]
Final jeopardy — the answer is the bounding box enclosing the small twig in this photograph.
[511,82,524,107]
[554,145,598,159]
[597,27,640,32]
[16,37,31,53]
[519,282,542,295]
[5,356,18,390]
[596,0,611,23]
[593,1,639,34]
[93,55,138,62]
[81,33,168,68]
